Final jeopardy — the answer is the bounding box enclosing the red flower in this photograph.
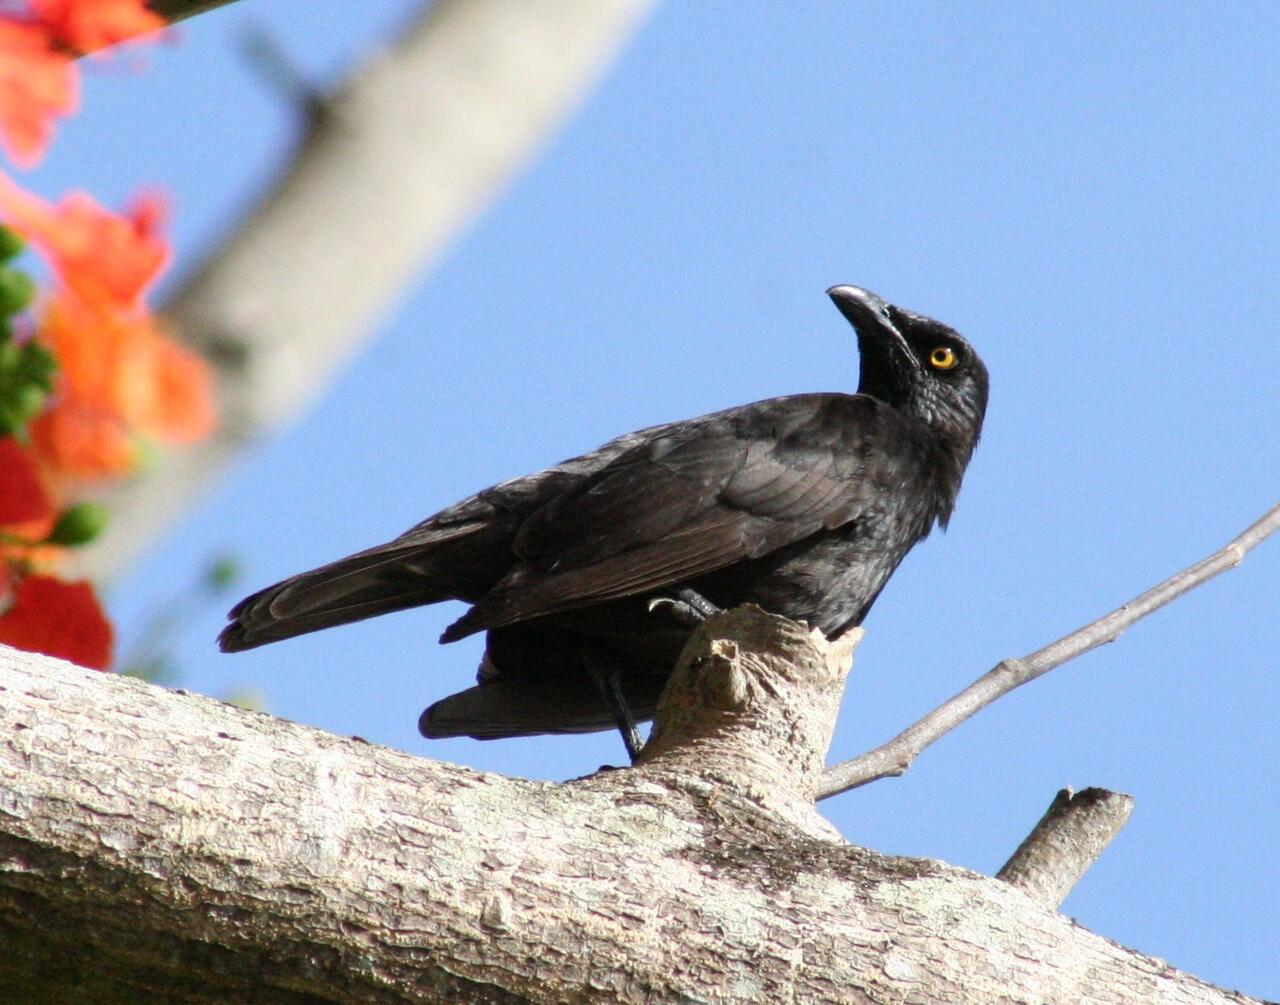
[0,437,59,560]
[0,572,113,669]
[29,0,164,54]
[0,434,52,525]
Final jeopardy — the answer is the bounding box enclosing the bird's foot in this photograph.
[646,587,722,627]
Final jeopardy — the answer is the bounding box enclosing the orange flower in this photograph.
[30,397,137,478]
[0,572,113,669]
[0,19,76,167]
[133,331,216,443]
[0,175,168,311]
[37,293,143,415]
[34,291,215,456]
[0,179,215,479]
[0,1,163,167]
[29,0,164,54]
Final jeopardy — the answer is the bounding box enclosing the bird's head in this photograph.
[828,284,989,467]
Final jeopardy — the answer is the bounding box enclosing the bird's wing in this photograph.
[217,425,677,652]
[442,394,897,639]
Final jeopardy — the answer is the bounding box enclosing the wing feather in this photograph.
[444,395,890,639]
[442,510,753,639]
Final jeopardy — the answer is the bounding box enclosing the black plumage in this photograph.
[220,286,988,748]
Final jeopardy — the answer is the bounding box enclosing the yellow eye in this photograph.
[928,346,958,370]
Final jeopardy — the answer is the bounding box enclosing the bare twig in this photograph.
[238,25,327,120]
[997,787,1135,909]
[819,501,1280,800]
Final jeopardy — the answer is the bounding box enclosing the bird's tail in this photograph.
[218,545,461,652]
[419,672,665,740]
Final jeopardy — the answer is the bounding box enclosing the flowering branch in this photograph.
[0,1,215,672]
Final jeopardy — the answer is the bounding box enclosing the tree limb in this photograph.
[819,501,1280,799]
[147,0,239,25]
[998,787,1135,909]
[76,0,654,579]
[0,608,1263,1004]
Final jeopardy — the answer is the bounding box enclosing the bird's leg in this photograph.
[646,587,722,627]
[583,650,644,763]
[678,587,721,618]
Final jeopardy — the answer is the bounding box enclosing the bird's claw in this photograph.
[647,588,722,627]
[647,596,705,628]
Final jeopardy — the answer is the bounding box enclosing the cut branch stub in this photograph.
[998,786,1135,909]
[635,605,860,836]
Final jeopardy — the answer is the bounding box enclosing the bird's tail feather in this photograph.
[218,547,457,652]
[418,673,664,740]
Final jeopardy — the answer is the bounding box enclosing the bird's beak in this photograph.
[827,285,913,362]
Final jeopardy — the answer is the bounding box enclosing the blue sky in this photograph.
[22,1,1280,995]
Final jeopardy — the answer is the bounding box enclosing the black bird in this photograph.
[220,286,988,759]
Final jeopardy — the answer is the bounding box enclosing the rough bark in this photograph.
[0,607,1260,1005]
[998,787,1135,910]
[78,0,654,579]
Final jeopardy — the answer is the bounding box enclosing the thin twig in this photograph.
[239,25,328,121]
[818,501,1280,800]
[997,787,1134,909]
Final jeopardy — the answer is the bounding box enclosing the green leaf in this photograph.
[46,502,111,547]
[0,227,24,263]
[204,554,241,592]
[0,269,34,317]
[0,339,56,437]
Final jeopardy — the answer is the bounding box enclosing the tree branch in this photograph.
[819,501,1280,799]
[998,787,1135,909]
[147,0,239,25]
[0,608,1261,1004]
[76,0,654,579]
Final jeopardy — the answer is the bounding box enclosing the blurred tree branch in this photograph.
[78,0,654,578]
